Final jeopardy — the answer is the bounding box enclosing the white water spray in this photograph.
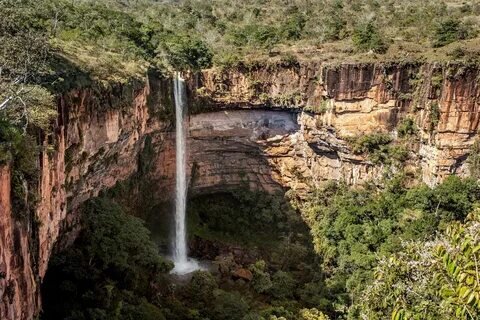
[171,73,201,275]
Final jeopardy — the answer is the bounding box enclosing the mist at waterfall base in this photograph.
[170,74,203,275]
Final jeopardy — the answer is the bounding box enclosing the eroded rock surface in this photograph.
[1,62,480,319]
[196,62,480,186]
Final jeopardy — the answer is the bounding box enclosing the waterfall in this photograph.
[171,73,200,275]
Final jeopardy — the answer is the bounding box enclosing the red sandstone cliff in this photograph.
[0,166,37,320]
[0,62,479,319]
[197,62,480,186]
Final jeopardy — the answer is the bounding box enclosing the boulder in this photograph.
[232,268,253,282]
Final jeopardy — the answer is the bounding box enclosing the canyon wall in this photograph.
[0,166,37,320]
[0,77,173,319]
[195,62,480,187]
[188,110,298,194]
[0,61,479,319]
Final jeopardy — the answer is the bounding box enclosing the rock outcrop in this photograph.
[0,77,172,319]
[196,62,480,186]
[0,166,37,320]
[1,61,480,319]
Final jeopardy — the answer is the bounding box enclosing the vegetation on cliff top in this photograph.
[67,0,480,66]
[2,0,480,83]
[1,0,480,168]
[1,0,477,166]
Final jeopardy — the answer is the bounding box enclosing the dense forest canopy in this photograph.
[40,178,480,319]
[2,0,480,79]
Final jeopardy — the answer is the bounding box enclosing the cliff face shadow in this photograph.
[175,109,313,266]
[39,108,317,320]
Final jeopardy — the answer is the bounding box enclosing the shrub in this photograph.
[188,271,218,303]
[321,1,346,41]
[468,140,480,179]
[352,21,388,53]
[227,24,280,48]
[281,11,306,40]
[260,306,295,319]
[270,271,296,299]
[448,47,466,59]
[213,51,242,69]
[388,145,409,163]
[121,299,166,320]
[350,133,392,154]
[158,35,213,70]
[249,260,273,294]
[433,19,468,47]
[299,308,330,320]
[298,280,332,310]
[397,118,417,138]
[212,290,249,320]
[278,53,299,67]
[429,102,440,132]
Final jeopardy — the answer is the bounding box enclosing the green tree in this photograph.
[357,209,480,320]
[187,270,218,304]
[433,19,468,47]
[397,118,418,138]
[0,1,56,132]
[321,0,345,41]
[249,260,273,294]
[300,176,480,318]
[468,140,480,179]
[270,271,296,299]
[352,21,388,53]
[157,35,213,71]
[299,308,330,320]
[41,197,173,319]
[350,133,392,154]
[213,290,250,320]
[281,9,306,40]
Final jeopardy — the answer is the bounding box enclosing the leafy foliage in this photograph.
[357,209,480,320]
[2,0,477,83]
[0,0,57,131]
[188,189,301,245]
[42,175,480,320]
[433,19,472,47]
[468,139,480,179]
[270,271,296,299]
[41,197,173,320]
[299,176,480,317]
[348,133,410,165]
[187,270,218,304]
[0,119,40,218]
[157,34,213,71]
[212,290,250,320]
[397,117,418,138]
[250,260,273,294]
[299,308,330,320]
[350,133,392,154]
[352,21,388,53]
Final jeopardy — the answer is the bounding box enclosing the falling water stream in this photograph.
[171,73,201,275]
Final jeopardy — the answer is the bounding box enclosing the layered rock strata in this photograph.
[1,62,479,319]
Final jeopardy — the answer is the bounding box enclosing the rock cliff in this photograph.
[1,61,479,319]
[196,62,480,186]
